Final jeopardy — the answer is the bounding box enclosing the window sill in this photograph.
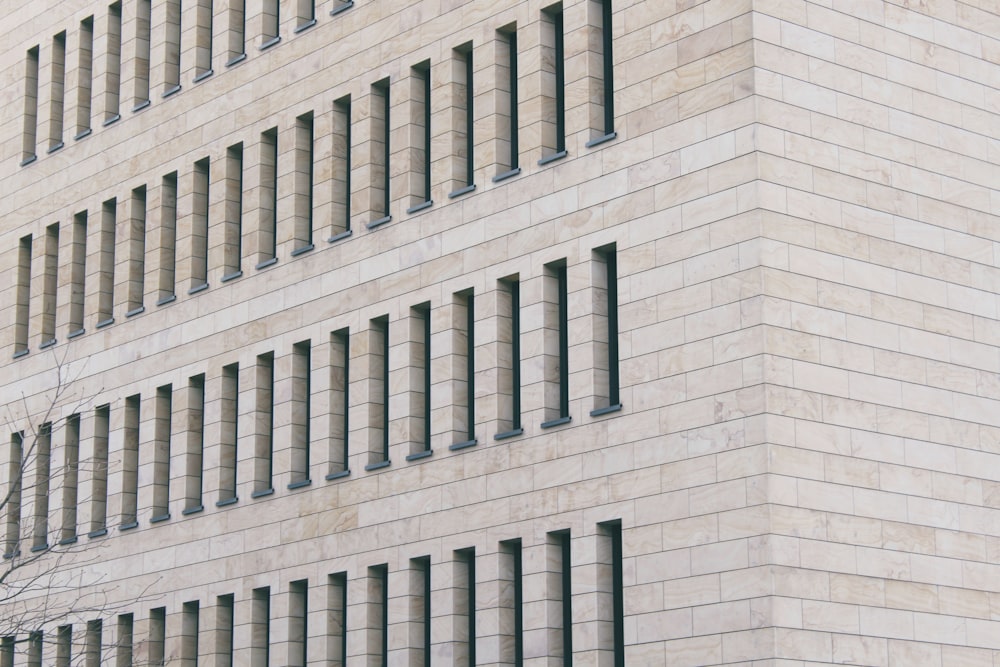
[260,36,282,51]
[58,536,78,546]
[30,544,48,553]
[150,513,170,524]
[193,69,214,83]
[39,338,57,349]
[156,294,176,306]
[449,439,478,451]
[74,128,92,140]
[405,450,433,462]
[494,428,523,441]
[367,215,392,230]
[287,479,312,490]
[291,243,315,257]
[537,150,567,166]
[251,488,274,498]
[256,257,278,270]
[96,317,115,329]
[294,18,317,33]
[226,53,247,67]
[325,469,350,481]
[162,85,182,99]
[119,521,139,531]
[540,415,572,429]
[328,229,352,244]
[216,497,238,507]
[188,282,209,295]
[67,327,86,338]
[585,131,617,148]
[133,100,151,112]
[182,505,204,515]
[448,184,476,199]
[102,114,121,126]
[47,141,64,154]
[125,306,145,318]
[221,270,243,283]
[330,0,354,15]
[492,167,521,183]
[364,460,391,471]
[590,403,623,417]
[20,155,37,167]
[87,527,108,538]
[12,349,29,359]
[406,200,433,215]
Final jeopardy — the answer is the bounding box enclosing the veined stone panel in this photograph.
[0,0,997,665]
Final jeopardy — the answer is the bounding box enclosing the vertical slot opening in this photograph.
[61,415,80,544]
[133,0,151,109]
[182,600,200,665]
[104,2,122,121]
[149,607,166,666]
[216,594,235,666]
[585,0,615,146]
[448,44,475,196]
[31,423,51,550]
[597,520,624,667]
[97,198,117,327]
[185,373,206,512]
[49,31,67,151]
[289,579,309,667]
[253,352,275,496]
[290,340,312,486]
[69,213,87,335]
[499,538,523,665]
[327,329,349,478]
[85,619,102,667]
[227,0,246,65]
[539,4,566,164]
[191,157,210,292]
[405,62,432,213]
[77,18,94,137]
[152,384,172,522]
[126,186,147,315]
[27,631,42,667]
[4,433,23,556]
[158,172,178,303]
[540,262,570,428]
[223,143,244,280]
[121,394,140,528]
[195,0,215,79]
[89,404,110,536]
[57,624,73,667]
[368,79,390,226]
[252,587,271,666]
[591,245,620,415]
[41,224,59,346]
[457,548,476,665]
[549,530,572,666]
[116,613,134,667]
[261,0,281,48]
[495,277,521,438]
[330,96,351,240]
[13,235,32,357]
[257,127,278,266]
[327,572,347,667]
[368,565,388,667]
[163,0,182,96]
[292,112,315,253]
[22,46,40,164]
[219,363,239,504]
[295,0,316,32]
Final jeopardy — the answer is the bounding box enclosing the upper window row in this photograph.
[19,0,357,166]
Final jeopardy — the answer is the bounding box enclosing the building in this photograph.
[2,0,999,664]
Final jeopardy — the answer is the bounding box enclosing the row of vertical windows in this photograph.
[19,1,615,196]
[3,250,619,551]
[19,0,356,164]
[0,523,623,666]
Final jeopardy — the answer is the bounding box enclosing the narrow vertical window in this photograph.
[182,600,200,665]
[133,0,152,110]
[152,385,172,522]
[457,548,476,666]
[499,538,523,665]
[226,0,246,65]
[40,224,59,346]
[495,277,522,439]
[22,46,40,164]
[76,18,94,137]
[597,520,624,667]
[184,374,206,513]
[195,0,215,81]
[461,291,476,446]
[290,340,312,487]
[539,4,566,164]
[104,2,123,123]
[326,329,349,479]
[218,363,239,504]
[406,62,432,214]
[117,614,134,667]
[126,186,147,316]
[448,44,475,197]
[289,579,308,667]
[292,112,315,254]
[327,573,347,667]
[60,415,80,544]
[4,433,23,557]
[216,594,235,667]
[85,619,102,667]
[541,262,570,428]
[149,607,166,666]
[494,25,519,180]
[222,143,244,280]
[31,423,52,551]
[27,631,42,667]
[261,0,281,48]
[369,565,388,667]
[48,31,67,151]
[57,624,73,667]
[330,96,351,241]
[363,316,389,469]
[89,404,110,536]
[158,172,178,303]
[294,0,316,32]
[13,235,32,357]
[550,530,572,666]
[191,157,210,292]
[164,0,182,96]
[69,213,87,336]
[411,557,431,665]
[97,198,117,328]
[586,0,615,146]
[257,128,278,267]
[367,79,391,228]
[0,638,13,667]
[403,303,431,460]
[591,245,620,415]
[252,586,271,666]
[253,352,275,496]
[121,395,140,528]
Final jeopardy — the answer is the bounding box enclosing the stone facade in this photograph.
[2,0,999,664]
